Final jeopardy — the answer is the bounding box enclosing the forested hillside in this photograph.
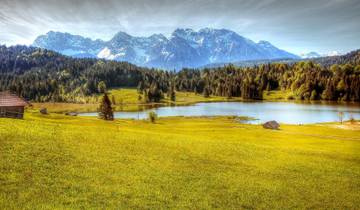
[313,50,360,67]
[1,45,359,102]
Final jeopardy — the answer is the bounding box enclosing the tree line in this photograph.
[1,45,360,102]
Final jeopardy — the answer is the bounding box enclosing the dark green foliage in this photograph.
[313,50,360,67]
[170,91,176,101]
[1,45,360,102]
[203,86,210,98]
[98,93,114,121]
[167,83,176,102]
[0,45,145,102]
[145,82,163,102]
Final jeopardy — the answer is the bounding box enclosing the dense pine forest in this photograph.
[1,45,360,102]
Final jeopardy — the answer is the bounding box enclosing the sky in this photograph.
[0,0,359,55]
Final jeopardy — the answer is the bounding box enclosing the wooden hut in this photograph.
[0,92,29,119]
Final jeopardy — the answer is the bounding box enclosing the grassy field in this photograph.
[31,88,244,113]
[263,90,293,101]
[1,112,359,209]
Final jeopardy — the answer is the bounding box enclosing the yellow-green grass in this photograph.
[1,112,359,209]
[31,88,243,113]
[263,90,294,101]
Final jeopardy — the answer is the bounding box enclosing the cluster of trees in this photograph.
[0,45,146,102]
[173,62,360,101]
[136,71,177,102]
[313,50,360,67]
[1,45,359,102]
[174,66,264,99]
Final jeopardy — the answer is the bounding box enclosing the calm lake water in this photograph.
[79,101,360,124]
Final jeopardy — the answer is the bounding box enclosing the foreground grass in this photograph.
[0,113,359,209]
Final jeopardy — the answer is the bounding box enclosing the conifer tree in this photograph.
[203,86,210,98]
[98,93,114,120]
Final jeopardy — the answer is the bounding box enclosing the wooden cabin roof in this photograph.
[0,91,29,107]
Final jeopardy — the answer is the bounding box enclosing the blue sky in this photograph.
[0,0,359,55]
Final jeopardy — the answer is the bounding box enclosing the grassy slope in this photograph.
[1,113,359,209]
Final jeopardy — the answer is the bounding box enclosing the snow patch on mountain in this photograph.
[97,47,113,59]
[300,52,321,59]
[326,51,342,57]
[32,28,300,70]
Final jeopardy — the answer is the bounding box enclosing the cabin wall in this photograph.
[0,106,24,119]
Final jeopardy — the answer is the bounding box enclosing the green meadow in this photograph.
[1,112,359,209]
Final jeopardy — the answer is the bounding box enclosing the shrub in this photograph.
[97,81,107,93]
[349,115,356,124]
[287,94,295,100]
[310,90,317,100]
[148,111,157,123]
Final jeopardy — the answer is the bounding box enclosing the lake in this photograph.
[79,101,360,124]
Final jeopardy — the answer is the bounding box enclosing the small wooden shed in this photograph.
[0,91,29,119]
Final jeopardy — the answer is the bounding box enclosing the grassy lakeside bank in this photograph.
[31,88,244,113]
[1,113,360,209]
[31,89,292,113]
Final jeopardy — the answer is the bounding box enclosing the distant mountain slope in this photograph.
[202,49,360,68]
[0,45,71,74]
[312,49,360,67]
[200,58,298,69]
[33,31,104,58]
[32,28,299,70]
[0,45,140,75]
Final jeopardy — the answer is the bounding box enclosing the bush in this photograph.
[310,90,317,100]
[97,81,107,93]
[349,115,356,124]
[287,94,295,100]
[148,111,157,123]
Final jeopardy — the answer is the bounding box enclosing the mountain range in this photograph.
[32,28,300,70]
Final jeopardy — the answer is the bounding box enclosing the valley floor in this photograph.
[0,112,359,209]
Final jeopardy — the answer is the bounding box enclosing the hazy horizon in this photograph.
[1,0,360,55]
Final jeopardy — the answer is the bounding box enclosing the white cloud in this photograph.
[0,0,359,54]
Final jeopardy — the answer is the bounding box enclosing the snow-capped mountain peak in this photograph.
[299,51,343,59]
[149,34,168,42]
[326,51,342,57]
[300,52,321,59]
[32,28,300,70]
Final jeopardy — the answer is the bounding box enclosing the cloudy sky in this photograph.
[0,0,359,54]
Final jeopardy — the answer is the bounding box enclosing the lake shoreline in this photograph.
[78,101,360,124]
[31,96,360,114]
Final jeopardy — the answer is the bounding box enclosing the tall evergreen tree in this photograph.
[98,93,114,120]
